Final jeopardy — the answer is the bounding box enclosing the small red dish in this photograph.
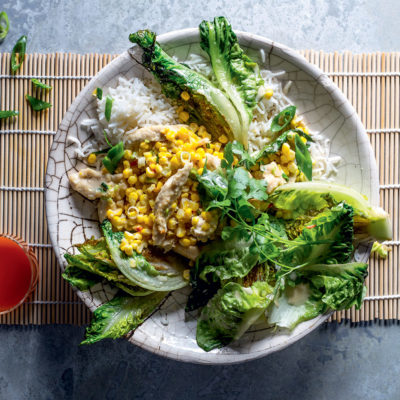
[0,234,39,315]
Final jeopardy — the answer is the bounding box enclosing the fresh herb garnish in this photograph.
[282,172,289,181]
[103,130,112,147]
[102,142,124,174]
[294,133,313,181]
[99,182,109,193]
[271,105,296,133]
[0,110,19,119]
[11,35,27,72]
[105,95,113,121]
[31,78,52,90]
[0,11,10,41]
[25,94,52,111]
[96,87,103,100]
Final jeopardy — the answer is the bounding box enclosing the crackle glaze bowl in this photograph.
[45,29,378,364]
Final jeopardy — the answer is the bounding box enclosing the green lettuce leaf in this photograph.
[196,281,273,351]
[199,17,264,147]
[81,292,167,345]
[268,262,368,330]
[62,266,101,291]
[102,219,188,291]
[279,203,354,269]
[269,181,392,241]
[129,30,242,144]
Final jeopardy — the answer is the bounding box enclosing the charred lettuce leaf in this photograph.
[197,281,273,351]
[102,219,187,291]
[199,17,263,147]
[81,292,167,345]
[129,30,241,143]
[268,262,368,329]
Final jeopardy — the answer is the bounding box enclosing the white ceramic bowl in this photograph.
[45,28,378,364]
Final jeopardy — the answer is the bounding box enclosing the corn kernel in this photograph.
[155,164,163,174]
[180,91,190,101]
[154,182,163,193]
[201,211,212,221]
[87,153,97,164]
[192,216,199,226]
[184,208,192,218]
[180,238,191,247]
[176,226,186,238]
[178,111,189,122]
[167,217,178,230]
[218,134,228,144]
[183,269,190,280]
[155,142,163,150]
[133,232,142,240]
[141,142,150,150]
[124,245,134,256]
[280,155,288,164]
[201,222,211,231]
[287,150,296,162]
[128,175,137,185]
[189,122,199,132]
[189,237,197,246]
[301,136,307,144]
[124,149,133,160]
[107,208,122,218]
[137,215,145,223]
[264,88,274,99]
[141,228,152,236]
[146,167,156,178]
[197,168,203,175]
[171,202,177,209]
[282,143,290,156]
[176,209,186,220]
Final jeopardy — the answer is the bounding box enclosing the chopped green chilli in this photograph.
[11,35,27,72]
[96,87,103,100]
[31,78,52,90]
[105,95,113,121]
[294,133,313,181]
[271,105,296,133]
[0,110,19,119]
[0,11,10,41]
[25,94,52,111]
[102,142,124,174]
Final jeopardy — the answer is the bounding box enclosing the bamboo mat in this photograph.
[0,51,399,325]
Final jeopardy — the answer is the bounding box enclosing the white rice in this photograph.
[71,52,340,181]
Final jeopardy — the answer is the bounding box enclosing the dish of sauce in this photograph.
[0,236,33,313]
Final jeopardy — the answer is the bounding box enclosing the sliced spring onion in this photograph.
[102,142,124,174]
[294,133,313,181]
[103,130,112,147]
[25,94,52,111]
[0,11,10,41]
[271,105,296,133]
[11,35,27,72]
[96,87,103,100]
[31,78,52,90]
[0,110,19,119]
[105,95,113,121]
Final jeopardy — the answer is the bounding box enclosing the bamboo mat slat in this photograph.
[0,51,399,325]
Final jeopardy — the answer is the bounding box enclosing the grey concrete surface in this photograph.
[1,1,400,399]
[0,322,399,400]
[1,0,400,53]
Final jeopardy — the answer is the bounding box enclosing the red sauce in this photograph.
[0,237,32,313]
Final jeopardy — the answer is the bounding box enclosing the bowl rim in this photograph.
[45,27,375,364]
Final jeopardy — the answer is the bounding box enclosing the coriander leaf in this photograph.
[295,133,313,181]
[25,94,52,111]
[195,166,228,203]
